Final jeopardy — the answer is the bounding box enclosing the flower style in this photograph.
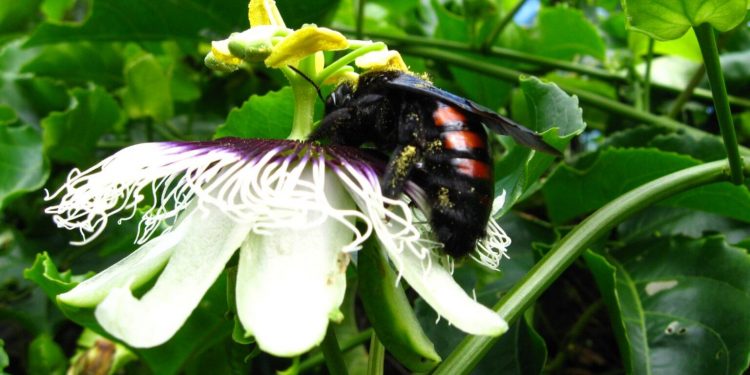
[46,138,510,356]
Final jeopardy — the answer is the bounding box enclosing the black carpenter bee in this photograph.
[309,70,559,258]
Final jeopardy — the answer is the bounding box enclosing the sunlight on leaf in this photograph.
[623,0,749,40]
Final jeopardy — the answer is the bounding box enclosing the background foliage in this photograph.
[1,0,749,374]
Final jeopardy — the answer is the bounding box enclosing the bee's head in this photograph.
[325,82,354,112]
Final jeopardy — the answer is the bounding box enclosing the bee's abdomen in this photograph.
[431,102,492,180]
[424,102,494,257]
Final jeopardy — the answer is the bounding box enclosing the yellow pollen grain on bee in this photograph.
[437,187,454,208]
[427,140,442,152]
[390,146,418,189]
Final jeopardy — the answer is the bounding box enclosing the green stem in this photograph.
[481,0,527,51]
[667,64,707,119]
[433,158,745,375]
[665,25,732,119]
[367,333,385,375]
[356,0,366,40]
[321,325,349,375]
[298,329,374,372]
[643,38,655,112]
[341,29,623,82]
[316,42,387,85]
[695,24,744,185]
[337,29,750,108]
[397,45,750,156]
[286,56,319,140]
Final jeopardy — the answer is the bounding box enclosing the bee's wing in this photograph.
[384,74,561,155]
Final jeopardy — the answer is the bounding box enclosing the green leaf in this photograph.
[0,105,16,125]
[543,148,750,223]
[213,87,294,139]
[533,6,606,61]
[137,275,233,375]
[603,126,671,149]
[0,339,8,374]
[40,0,77,22]
[26,0,248,45]
[0,40,69,125]
[22,42,125,89]
[542,73,617,130]
[169,59,201,103]
[26,251,234,375]
[543,149,696,223]
[517,77,584,140]
[0,122,49,210]
[42,86,124,165]
[603,126,728,162]
[622,0,749,41]
[617,207,750,244]
[495,76,585,217]
[0,0,41,35]
[24,252,81,300]
[585,235,750,374]
[28,334,66,375]
[277,0,342,29]
[649,133,728,162]
[120,52,173,122]
[662,181,750,223]
[0,230,61,335]
[432,0,513,110]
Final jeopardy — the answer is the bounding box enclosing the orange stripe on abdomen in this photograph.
[442,130,485,151]
[451,158,491,179]
[433,105,466,126]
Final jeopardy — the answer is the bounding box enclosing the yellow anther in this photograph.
[265,25,349,68]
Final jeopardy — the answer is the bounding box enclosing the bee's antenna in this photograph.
[288,65,325,102]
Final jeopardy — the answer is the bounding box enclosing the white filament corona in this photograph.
[44,140,494,264]
[45,140,510,269]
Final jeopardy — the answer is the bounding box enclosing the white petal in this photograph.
[94,205,251,348]
[393,250,508,336]
[58,219,186,307]
[338,161,507,336]
[235,169,353,357]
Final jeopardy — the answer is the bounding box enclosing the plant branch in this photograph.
[321,325,349,375]
[481,0,527,51]
[433,158,746,375]
[642,38,655,112]
[695,24,744,184]
[356,0,366,40]
[667,64,707,119]
[367,333,385,375]
[668,23,741,119]
[338,29,750,109]
[298,329,373,372]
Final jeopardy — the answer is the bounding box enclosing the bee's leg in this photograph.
[381,144,421,198]
[380,101,427,198]
[308,108,354,144]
